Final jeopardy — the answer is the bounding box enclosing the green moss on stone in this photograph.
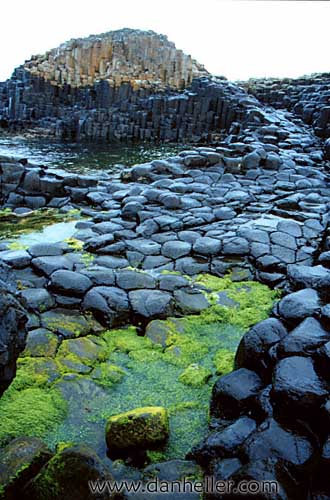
[178,364,212,387]
[193,273,280,330]
[56,337,106,366]
[0,274,277,464]
[0,387,67,447]
[90,363,126,388]
[64,237,84,251]
[103,326,153,354]
[11,357,62,391]
[213,349,235,375]
[0,208,81,241]
[105,407,169,451]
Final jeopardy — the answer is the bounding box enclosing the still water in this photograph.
[0,135,184,173]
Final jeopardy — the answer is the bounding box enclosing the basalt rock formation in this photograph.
[243,73,330,139]
[0,263,27,395]
[2,28,330,500]
[23,29,207,90]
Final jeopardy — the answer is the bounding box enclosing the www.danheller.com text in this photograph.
[89,477,279,495]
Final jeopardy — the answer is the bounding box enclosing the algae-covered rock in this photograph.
[22,329,59,358]
[23,444,114,500]
[90,363,126,388]
[56,337,104,366]
[0,437,52,500]
[40,309,103,338]
[179,364,212,387]
[106,406,169,453]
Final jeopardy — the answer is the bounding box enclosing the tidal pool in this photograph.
[0,209,82,244]
[0,135,185,174]
[0,275,279,465]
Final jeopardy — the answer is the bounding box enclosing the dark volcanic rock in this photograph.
[235,318,288,377]
[287,265,330,299]
[129,290,173,320]
[271,356,328,421]
[0,437,52,500]
[276,317,330,358]
[49,270,92,297]
[190,417,257,466]
[23,444,114,500]
[210,368,264,419]
[277,288,321,323]
[0,264,27,393]
[242,418,315,469]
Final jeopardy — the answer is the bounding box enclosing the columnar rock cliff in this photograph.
[23,28,207,90]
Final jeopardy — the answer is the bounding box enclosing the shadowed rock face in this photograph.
[0,263,27,394]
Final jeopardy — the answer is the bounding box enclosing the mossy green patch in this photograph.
[179,364,212,387]
[193,273,280,330]
[0,208,81,241]
[1,274,277,464]
[90,363,126,388]
[0,387,67,447]
[7,241,28,251]
[213,349,235,376]
[41,312,103,338]
[64,237,84,251]
[11,357,62,391]
[106,406,169,451]
[103,326,153,353]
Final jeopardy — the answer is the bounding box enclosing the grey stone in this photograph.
[162,241,191,259]
[49,270,92,297]
[129,290,173,319]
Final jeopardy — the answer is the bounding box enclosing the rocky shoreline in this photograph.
[1,85,330,497]
[1,27,330,500]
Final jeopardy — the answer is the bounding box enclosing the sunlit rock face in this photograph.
[23,28,208,90]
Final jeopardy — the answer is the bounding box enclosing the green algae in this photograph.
[213,348,235,376]
[106,406,169,451]
[90,363,126,388]
[193,273,280,330]
[0,274,278,464]
[64,237,84,251]
[0,387,67,447]
[0,208,81,241]
[64,237,95,268]
[178,364,212,387]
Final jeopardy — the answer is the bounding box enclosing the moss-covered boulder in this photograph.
[23,444,115,500]
[106,407,169,453]
[0,437,52,500]
[22,329,59,358]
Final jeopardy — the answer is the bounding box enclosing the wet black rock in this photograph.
[235,318,288,378]
[276,317,330,358]
[277,288,321,324]
[190,417,257,466]
[0,264,27,394]
[49,270,93,297]
[242,418,315,470]
[287,265,330,300]
[129,289,173,320]
[271,356,328,422]
[210,368,264,419]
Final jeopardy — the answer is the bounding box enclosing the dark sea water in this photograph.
[0,135,185,173]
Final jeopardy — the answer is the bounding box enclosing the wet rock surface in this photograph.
[1,52,330,499]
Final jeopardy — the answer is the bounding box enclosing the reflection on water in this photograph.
[0,135,185,173]
[0,208,81,242]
